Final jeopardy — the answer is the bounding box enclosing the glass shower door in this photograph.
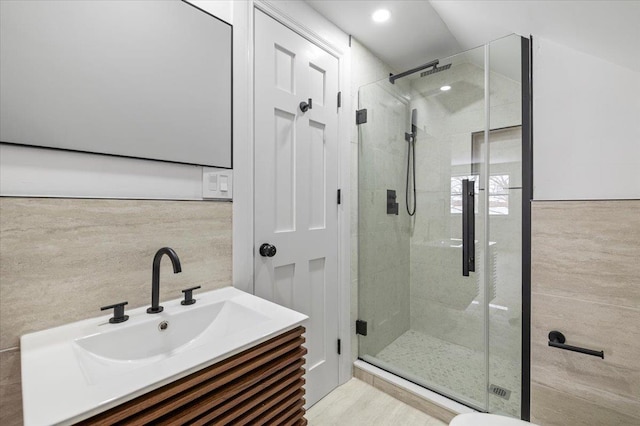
[357,44,489,410]
[357,75,413,366]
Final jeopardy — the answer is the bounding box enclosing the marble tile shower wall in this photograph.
[407,61,522,364]
[0,198,232,426]
[350,39,411,359]
[358,80,412,356]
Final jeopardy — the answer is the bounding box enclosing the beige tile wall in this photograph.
[0,349,22,426]
[0,197,233,425]
[531,200,640,426]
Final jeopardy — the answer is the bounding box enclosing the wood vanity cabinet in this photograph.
[77,326,307,425]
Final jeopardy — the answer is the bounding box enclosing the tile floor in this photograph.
[306,378,447,425]
[374,329,520,416]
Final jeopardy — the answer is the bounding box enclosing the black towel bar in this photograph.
[548,330,604,359]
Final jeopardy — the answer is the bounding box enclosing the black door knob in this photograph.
[259,243,277,257]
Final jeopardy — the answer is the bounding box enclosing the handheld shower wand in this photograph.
[405,109,417,216]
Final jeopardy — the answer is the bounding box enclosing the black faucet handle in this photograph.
[101,301,129,324]
[181,286,202,306]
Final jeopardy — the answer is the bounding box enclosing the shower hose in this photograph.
[406,134,416,216]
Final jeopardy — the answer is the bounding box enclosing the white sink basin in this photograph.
[21,287,307,426]
[75,300,266,361]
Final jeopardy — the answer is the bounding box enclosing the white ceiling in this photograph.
[305,0,640,73]
[304,0,461,72]
[431,0,640,72]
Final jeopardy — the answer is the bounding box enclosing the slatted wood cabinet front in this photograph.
[77,326,307,425]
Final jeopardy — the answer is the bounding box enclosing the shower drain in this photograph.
[489,384,511,400]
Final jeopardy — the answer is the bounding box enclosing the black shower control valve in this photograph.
[299,98,312,112]
[356,320,368,336]
[259,243,277,258]
[387,189,399,215]
[181,285,202,305]
[101,301,129,324]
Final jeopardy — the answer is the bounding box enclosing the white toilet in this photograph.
[450,413,538,426]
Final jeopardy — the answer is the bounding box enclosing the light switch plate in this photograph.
[202,168,232,200]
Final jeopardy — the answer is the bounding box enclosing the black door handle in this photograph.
[548,330,604,358]
[259,243,277,257]
[299,98,312,112]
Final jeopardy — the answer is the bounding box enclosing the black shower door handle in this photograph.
[462,179,475,276]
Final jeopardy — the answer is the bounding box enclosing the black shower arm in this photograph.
[389,60,439,84]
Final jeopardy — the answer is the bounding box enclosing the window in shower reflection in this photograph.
[488,175,510,215]
[450,175,509,215]
[450,176,479,214]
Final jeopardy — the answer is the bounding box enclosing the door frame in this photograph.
[231,0,353,386]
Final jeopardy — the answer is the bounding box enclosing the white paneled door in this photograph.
[254,10,340,407]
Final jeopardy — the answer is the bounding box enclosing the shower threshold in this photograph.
[354,359,475,421]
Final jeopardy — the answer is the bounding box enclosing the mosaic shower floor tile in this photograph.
[374,329,520,416]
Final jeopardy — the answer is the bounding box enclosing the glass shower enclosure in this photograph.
[357,35,528,417]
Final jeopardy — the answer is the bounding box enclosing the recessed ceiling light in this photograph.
[372,9,390,23]
[440,85,451,91]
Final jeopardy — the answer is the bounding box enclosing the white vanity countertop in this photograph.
[20,287,307,426]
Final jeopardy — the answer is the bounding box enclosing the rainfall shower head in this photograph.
[420,63,451,77]
[389,59,452,84]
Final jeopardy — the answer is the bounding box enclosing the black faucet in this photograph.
[147,247,182,314]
